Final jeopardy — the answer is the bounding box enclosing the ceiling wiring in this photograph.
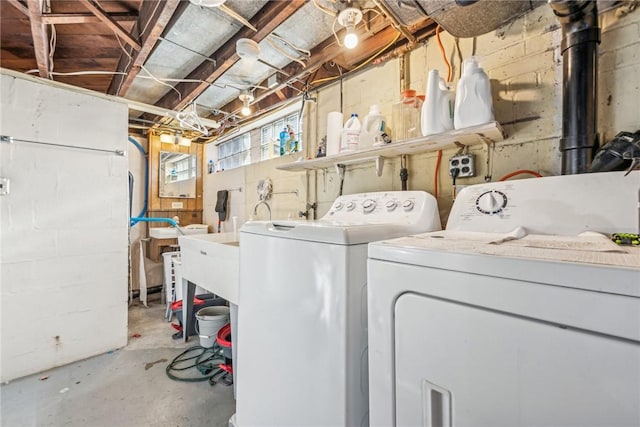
[158,36,217,65]
[311,0,337,17]
[48,24,56,78]
[270,33,311,57]
[266,37,306,68]
[310,31,402,86]
[140,64,183,101]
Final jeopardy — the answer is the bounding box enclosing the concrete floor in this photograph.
[1,293,236,427]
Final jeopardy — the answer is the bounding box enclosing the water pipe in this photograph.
[128,136,148,220]
[130,217,184,235]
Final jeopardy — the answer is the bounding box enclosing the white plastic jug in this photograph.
[454,57,494,129]
[361,105,388,148]
[340,113,361,152]
[421,69,454,136]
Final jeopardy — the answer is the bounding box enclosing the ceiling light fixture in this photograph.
[337,7,363,49]
[239,90,255,117]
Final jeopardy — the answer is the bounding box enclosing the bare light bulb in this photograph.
[241,105,251,116]
[344,26,358,49]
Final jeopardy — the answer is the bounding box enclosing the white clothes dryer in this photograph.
[235,191,441,427]
[368,171,640,427]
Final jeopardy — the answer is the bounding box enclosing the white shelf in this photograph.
[276,121,505,176]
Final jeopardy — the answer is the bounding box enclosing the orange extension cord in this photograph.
[499,169,543,181]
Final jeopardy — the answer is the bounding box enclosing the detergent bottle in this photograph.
[454,56,494,129]
[279,127,288,155]
[361,105,389,148]
[421,69,455,136]
[340,113,361,152]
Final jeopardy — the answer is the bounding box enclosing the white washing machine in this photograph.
[235,191,441,427]
[368,171,640,427]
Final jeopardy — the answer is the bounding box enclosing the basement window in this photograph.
[217,133,251,171]
[260,113,302,161]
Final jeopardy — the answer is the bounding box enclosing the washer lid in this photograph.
[241,219,428,245]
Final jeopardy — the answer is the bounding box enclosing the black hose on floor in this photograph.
[165,345,225,383]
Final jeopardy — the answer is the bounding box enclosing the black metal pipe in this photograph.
[549,0,601,174]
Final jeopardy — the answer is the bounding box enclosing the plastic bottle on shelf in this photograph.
[340,113,361,152]
[361,104,389,148]
[279,128,288,156]
[454,57,494,129]
[421,69,454,136]
[391,89,422,142]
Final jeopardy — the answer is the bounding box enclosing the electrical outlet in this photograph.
[449,154,475,178]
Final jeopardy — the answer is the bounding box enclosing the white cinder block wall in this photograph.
[207,5,639,228]
[0,73,129,382]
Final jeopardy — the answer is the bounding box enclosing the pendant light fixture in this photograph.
[337,7,363,49]
[239,90,255,116]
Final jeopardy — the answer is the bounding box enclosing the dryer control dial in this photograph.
[385,200,398,211]
[363,199,376,213]
[346,201,356,211]
[333,201,344,211]
[476,190,508,214]
[402,200,414,212]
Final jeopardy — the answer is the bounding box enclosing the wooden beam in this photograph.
[41,12,138,25]
[7,0,29,17]
[109,0,181,96]
[148,0,307,116]
[78,0,141,50]
[25,0,49,78]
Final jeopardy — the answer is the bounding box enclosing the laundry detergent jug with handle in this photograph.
[454,57,494,129]
[340,113,361,152]
[421,69,454,136]
[361,105,389,148]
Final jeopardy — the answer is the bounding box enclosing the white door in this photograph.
[394,292,640,426]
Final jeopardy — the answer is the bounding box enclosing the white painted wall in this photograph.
[0,72,129,382]
[202,5,640,229]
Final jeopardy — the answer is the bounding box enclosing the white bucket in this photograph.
[196,306,229,348]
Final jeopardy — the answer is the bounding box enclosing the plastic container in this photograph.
[340,113,361,152]
[361,105,389,148]
[279,128,288,156]
[326,111,343,156]
[454,57,494,129]
[196,305,230,348]
[421,69,455,136]
[391,90,422,142]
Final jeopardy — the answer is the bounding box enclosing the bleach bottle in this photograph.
[454,57,494,129]
[361,104,389,148]
[421,69,454,136]
[340,113,361,152]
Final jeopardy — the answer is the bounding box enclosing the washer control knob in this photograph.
[476,190,508,214]
[402,199,414,212]
[334,201,344,211]
[385,200,398,211]
[362,199,376,213]
[346,201,356,211]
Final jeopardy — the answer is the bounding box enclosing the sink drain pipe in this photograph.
[549,0,601,174]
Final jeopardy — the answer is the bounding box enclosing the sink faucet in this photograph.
[253,199,272,221]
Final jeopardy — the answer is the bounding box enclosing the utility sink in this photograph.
[178,232,239,304]
[149,224,209,239]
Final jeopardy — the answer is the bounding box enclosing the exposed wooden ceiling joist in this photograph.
[148,0,307,116]
[41,12,138,25]
[78,0,141,50]
[7,0,29,17]
[108,0,182,97]
[25,0,49,78]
